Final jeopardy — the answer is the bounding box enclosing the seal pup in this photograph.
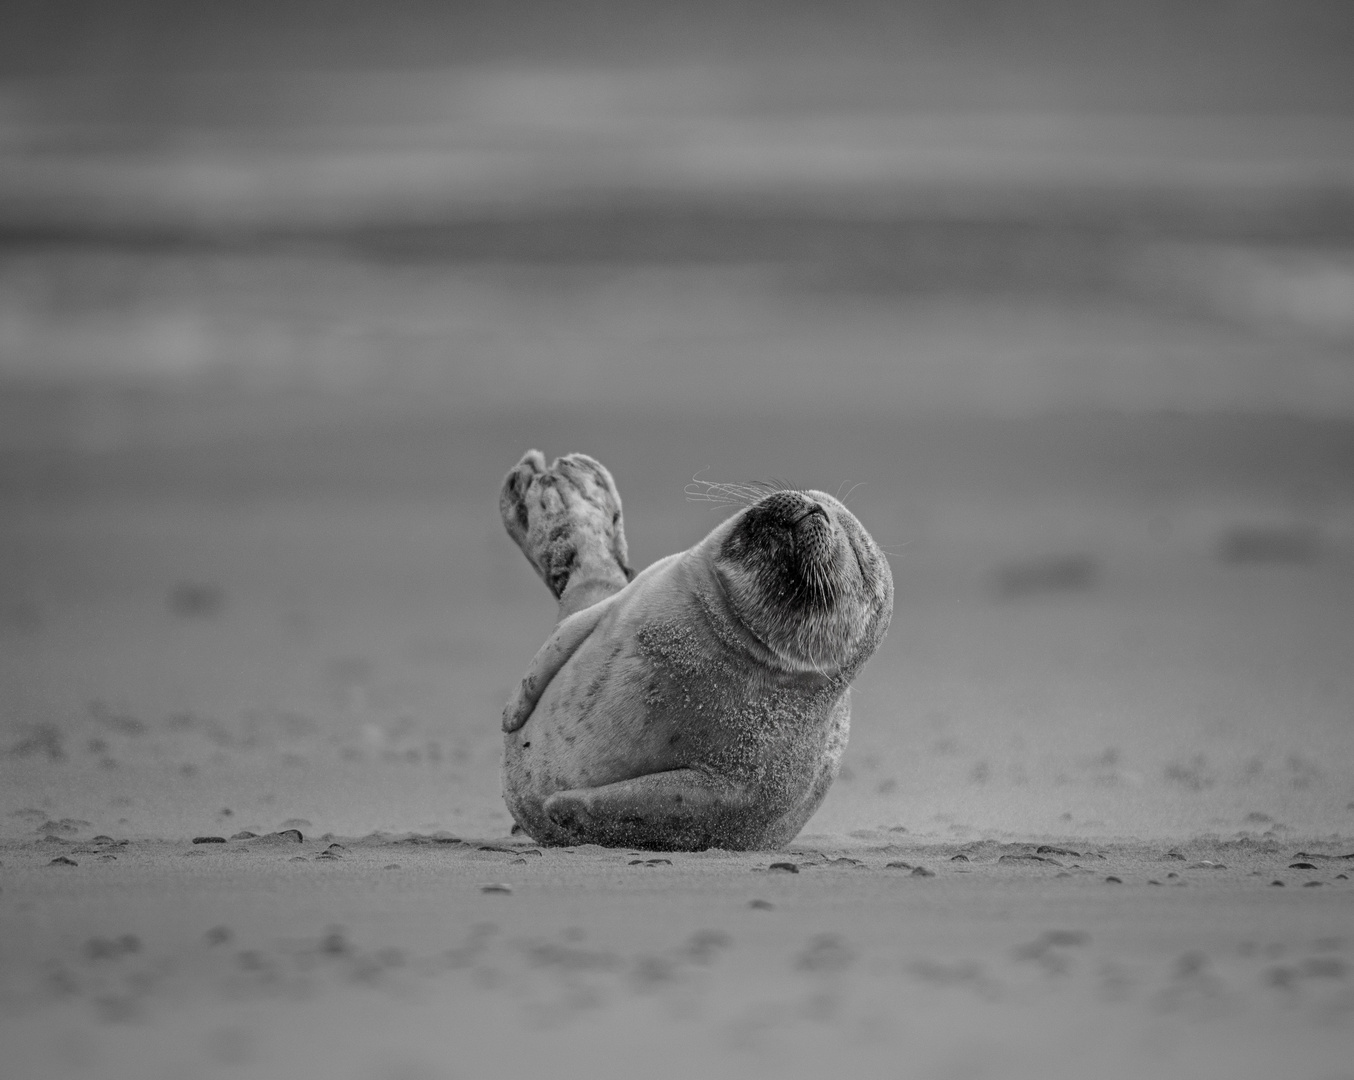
[499,450,893,850]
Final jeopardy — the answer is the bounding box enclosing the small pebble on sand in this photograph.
[320,927,348,955]
[910,866,936,877]
[749,899,775,910]
[481,883,513,894]
[193,836,226,844]
[1105,876,1123,883]
[48,856,78,866]
[768,862,799,873]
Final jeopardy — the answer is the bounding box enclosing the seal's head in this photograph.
[703,489,893,675]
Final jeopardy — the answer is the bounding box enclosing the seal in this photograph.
[498,450,893,851]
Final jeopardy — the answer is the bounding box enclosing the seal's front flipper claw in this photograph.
[502,598,613,732]
[500,449,547,554]
[542,771,753,850]
[499,450,634,619]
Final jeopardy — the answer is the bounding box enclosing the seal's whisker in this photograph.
[685,478,789,507]
[838,481,866,505]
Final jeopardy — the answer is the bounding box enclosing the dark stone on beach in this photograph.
[1271,880,1285,886]
[481,883,513,894]
[1215,526,1320,565]
[90,835,115,845]
[749,899,775,910]
[168,581,225,618]
[885,861,913,869]
[1303,881,1324,887]
[1301,958,1347,978]
[992,553,1098,600]
[325,843,347,853]
[950,854,969,862]
[768,862,799,873]
[193,836,226,844]
[1036,845,1080,857]
[796,933,855,973]
[320,927,348,955]
[230,831,258,840]
[1337,874,1349,880]
[288,856,307,862]
[48,856,77,866]
[1289,862,1318,869]
[1000,853,1062,866]
[911,866,936,877]
[1164,852,1185,860]
[686,929,732,962]
[85,938,118,960]
[1105,875,1123,883]
[314,852,341,860]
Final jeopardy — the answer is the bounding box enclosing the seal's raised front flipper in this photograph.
[500,450,634,620]
[542,770,756,851]
[502,597,615,732]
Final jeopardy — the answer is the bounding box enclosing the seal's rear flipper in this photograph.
[500,450,634,619]
[542,771,755,850]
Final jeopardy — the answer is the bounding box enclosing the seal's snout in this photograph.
[791,503,834,564]
[791,502,829,528]
[744,490,824,531]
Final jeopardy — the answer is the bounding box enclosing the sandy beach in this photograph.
[3,399,1353,1080]
[3,830,1352,1080]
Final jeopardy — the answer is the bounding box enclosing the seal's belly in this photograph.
[503,627,680,815]
[502,605,848,847]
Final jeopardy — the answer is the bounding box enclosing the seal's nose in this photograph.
[792,503,829,528]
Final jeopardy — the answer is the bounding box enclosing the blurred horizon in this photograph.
[2,1,1353,416]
